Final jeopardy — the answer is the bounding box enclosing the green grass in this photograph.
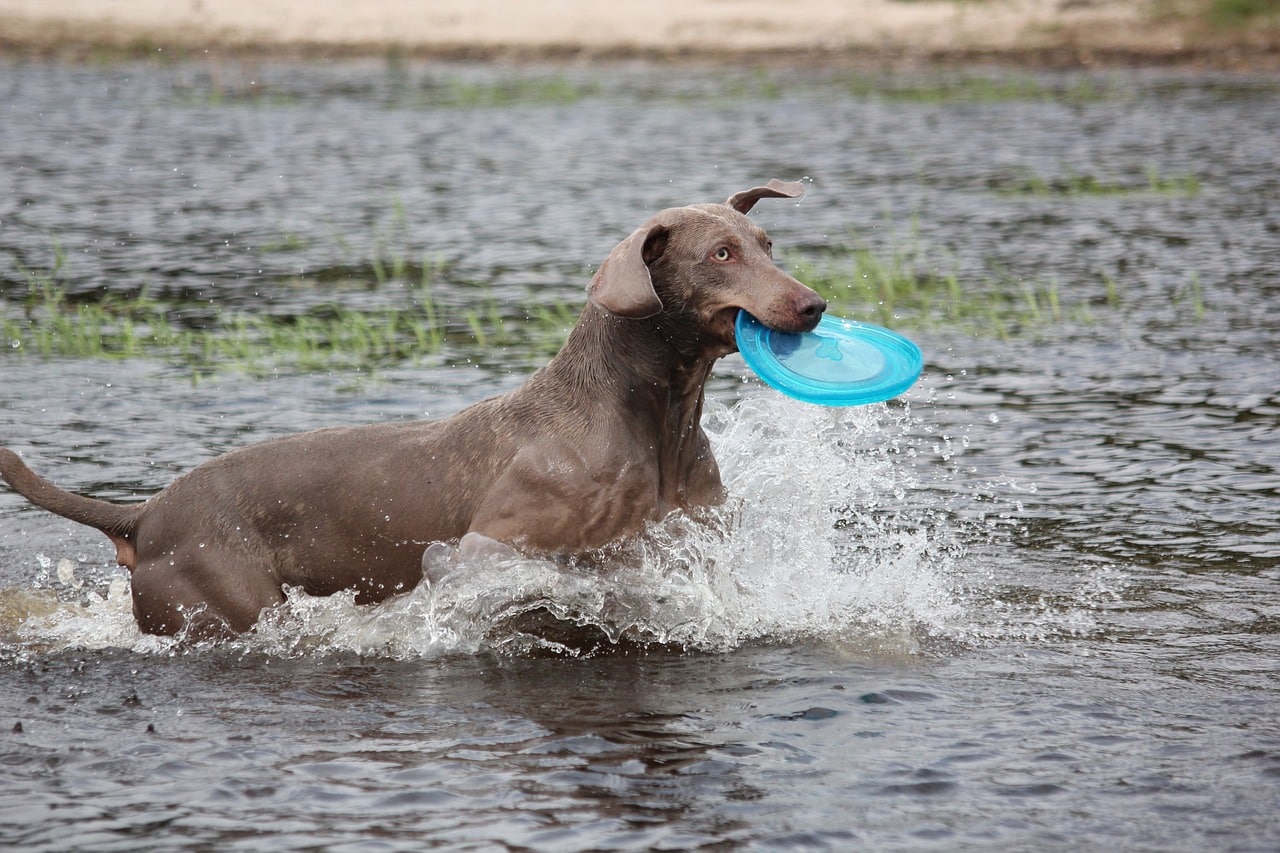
[3,231,1200,375]
[1,252,578,377]
[1204,0,1280,27]
[788,236,1123,339]
[167,66,607,110]
[1158,0,1280,29]
[839,73,1122,104]
[992,165,1201,198]
[427,76,603,108]
[160,60,1136,115]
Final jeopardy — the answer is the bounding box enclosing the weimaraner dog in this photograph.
[1,180,826,637]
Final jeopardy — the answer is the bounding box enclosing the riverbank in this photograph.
[1,0,1277,68]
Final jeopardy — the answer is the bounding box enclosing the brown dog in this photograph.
[1,181,826,636]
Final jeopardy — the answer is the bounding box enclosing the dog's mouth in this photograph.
[708,304,824,355]
[709,307,743,352]
[766,308,825,334]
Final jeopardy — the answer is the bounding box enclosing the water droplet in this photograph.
[57,559,82,589]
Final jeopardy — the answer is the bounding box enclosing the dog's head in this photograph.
[588,180,826,358]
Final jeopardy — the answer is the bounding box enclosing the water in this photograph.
[2,60,1279,849]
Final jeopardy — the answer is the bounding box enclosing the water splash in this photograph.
[5,392,1075,658]
[222,394,970,658]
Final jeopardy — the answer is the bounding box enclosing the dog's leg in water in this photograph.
[421,532,521,586]
[126,547,287,638]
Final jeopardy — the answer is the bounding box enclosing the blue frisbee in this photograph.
[735,310,923,406]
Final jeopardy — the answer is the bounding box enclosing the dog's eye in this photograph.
[713,247,732,262]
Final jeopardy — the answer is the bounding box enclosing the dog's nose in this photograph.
[796,291,827,323]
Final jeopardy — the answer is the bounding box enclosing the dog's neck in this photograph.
[545,303,713,410]
[536,304,715,467]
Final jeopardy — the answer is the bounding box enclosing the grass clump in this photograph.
[1156,0,1280,29]
[1,253,579,377]
[3,229,1192,376]
[993,165,1201,198]
[417,75,602,108]
[840,72,1120,104]
[1204,0,1280,27]
[788,235,1111,339]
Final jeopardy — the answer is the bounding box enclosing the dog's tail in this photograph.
[1,448,141,569]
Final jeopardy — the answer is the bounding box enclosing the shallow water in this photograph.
[1,60,1279,850]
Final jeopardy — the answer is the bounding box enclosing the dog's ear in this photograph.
[587,222,668,319]
[725,179,806,214]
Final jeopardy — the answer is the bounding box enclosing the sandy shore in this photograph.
[0,0,1276,67]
